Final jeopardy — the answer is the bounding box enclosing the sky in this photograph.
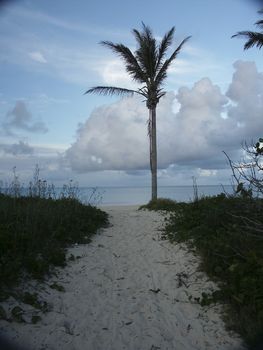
[1,0,263,187]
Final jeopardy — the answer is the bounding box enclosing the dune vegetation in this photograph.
[163,194,263,347]
[143,194,263,347]
[0,167,108,298]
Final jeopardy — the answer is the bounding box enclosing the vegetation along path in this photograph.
[0,206,244,350]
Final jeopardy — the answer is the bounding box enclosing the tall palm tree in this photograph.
[232,9,263,49]
[85,24,190,200]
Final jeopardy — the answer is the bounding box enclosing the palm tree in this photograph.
[85,23,190,200]
[232,9,263,49]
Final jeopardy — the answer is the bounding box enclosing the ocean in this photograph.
[79,185,233,206]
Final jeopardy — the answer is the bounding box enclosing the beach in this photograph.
[0,206,244,350]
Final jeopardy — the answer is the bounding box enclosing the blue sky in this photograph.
[1,0,263,187]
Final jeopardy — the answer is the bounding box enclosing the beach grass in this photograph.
[0,168,108,296]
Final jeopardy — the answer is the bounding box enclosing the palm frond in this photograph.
[133,24,157,81]
[255,19,263,30]
[156,88,166,100]
[133,23,153,43]
[132,28,143,46]
[141,22,154,42]
[155,36,191,86]
[137,86,148,98]
[85,86,137,97]
[156,27,175,71]
[232,31,263,49]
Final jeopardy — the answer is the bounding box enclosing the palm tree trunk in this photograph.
[149,107,157,200]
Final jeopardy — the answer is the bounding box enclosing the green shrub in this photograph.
[0,194,108,289]
[164,193,263,347]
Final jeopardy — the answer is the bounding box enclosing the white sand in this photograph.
[0,206,244,350]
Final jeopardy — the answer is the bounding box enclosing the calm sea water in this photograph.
[79,185,233,206]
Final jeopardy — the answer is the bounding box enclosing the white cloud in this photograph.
[66,60,263,175]
[226,60,263,133]
[66,84,227,172]
[29,51,47,63]
[198,169,218,177]
[66,96,149,172]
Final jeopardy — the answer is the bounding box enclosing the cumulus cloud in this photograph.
[226,60,263,137]
[3,101,48,134]
[66,96,149,172]
[66,60,263,174]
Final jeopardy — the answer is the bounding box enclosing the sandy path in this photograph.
[0,206,244,350]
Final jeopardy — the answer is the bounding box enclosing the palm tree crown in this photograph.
[85,23,190,200]
[85,23,190,107]
[232,9,263,49]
